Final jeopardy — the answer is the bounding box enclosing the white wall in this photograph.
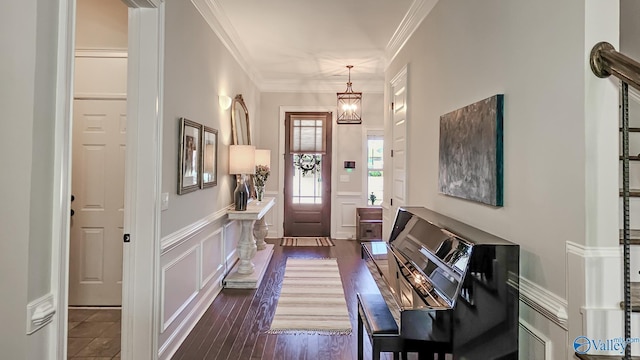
[386,0,620,357]
[0,0,60,357]
[259,92,384,238]
[161,0,260,238]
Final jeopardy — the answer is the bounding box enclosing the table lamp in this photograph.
[229,145,255,211]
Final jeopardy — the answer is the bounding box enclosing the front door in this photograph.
[69,98,126,306]
[284,112,332,236]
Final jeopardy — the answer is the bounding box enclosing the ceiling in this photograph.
[194,0,437,92]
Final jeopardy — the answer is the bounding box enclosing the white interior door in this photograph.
[69,98,126,306]
[386,67,408,238]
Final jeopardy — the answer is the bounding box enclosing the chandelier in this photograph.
[336,65,362,124]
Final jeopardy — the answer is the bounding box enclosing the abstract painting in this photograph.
[438,94,504,206]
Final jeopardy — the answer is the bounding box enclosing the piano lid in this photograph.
[388,207,473,307]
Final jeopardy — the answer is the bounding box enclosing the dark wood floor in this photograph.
[171,239,398,360]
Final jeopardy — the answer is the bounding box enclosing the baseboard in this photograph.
[334,231,356,240]
[158,277,223,360]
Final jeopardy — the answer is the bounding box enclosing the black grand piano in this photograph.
[359,207,519,360]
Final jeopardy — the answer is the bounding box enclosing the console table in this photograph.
[224,197,275,289]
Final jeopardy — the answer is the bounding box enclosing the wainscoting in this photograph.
[334,192,362,239]
[510,259,570,360]
[154,207,607,359]
[267,190,367,239]
[158,208,240,360]
[519,319,553,360]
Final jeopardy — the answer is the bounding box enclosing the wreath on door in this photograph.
[294,154,321,176]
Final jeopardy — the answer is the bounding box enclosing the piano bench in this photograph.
[357,293,402,360]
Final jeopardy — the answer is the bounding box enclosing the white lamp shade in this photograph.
[255,149,271,167]
[229,145,255,174]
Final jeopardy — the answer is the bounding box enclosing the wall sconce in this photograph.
[229,145,255,211]
[219,95,232,110]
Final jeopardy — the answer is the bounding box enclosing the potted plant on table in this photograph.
[254,164,270,201]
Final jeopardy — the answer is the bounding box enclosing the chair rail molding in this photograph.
[336,191,363,197]
[161,205,233,254]
[515,273,569,330]
[26,293,56,335]
[566,241,622,258]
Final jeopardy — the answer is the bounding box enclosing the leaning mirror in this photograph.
[230,94,255,198]
[231,94,251,145]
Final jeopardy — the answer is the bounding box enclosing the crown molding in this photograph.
[385,0,439,67]
[193,0,427,92]
[191,0,263,88]
[261,78,384,94]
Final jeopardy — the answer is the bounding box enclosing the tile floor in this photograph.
[67,308,121,359]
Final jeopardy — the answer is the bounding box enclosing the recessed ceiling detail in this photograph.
[192,0,438,92]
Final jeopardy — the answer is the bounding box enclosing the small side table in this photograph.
[356,207,382,241]
[224,197,275,289]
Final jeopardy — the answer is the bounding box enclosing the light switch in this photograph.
[161,192,169,211]
[340,175,350,182]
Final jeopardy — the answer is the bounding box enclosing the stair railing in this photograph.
[590,41,640,360]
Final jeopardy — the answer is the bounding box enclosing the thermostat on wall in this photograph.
[344,161,356,169]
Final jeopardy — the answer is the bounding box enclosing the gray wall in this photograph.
[161,0,261,237]
[386,0,585,304]
[0,0,60,357]
[621,0,640,59]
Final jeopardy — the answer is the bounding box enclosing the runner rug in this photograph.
[267,258,351,335]
[280,237,335,247]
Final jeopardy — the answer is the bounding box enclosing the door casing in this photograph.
[52,2,164,359]
[278,106,338,239]
[283,112,332,237]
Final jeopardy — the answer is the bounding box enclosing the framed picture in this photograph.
[201,126,218,188]
[178,117,201,194]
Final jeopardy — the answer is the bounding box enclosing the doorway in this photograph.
[67,0,128,358]
[55,0,162,359]
[284,112,332,236]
